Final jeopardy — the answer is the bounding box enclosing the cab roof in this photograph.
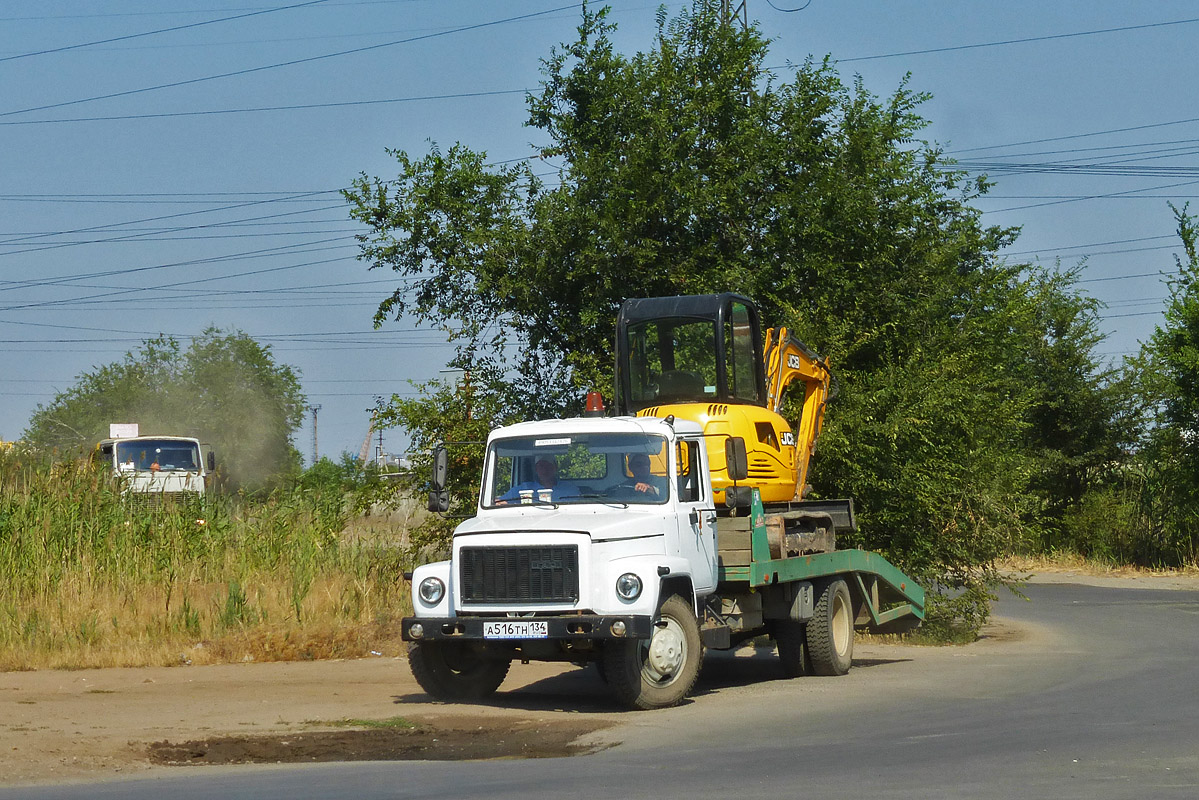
[488,415,701,442]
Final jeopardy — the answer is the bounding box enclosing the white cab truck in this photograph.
[402,414,924,710]
[94,434,214,499]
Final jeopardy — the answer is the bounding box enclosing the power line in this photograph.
[0,4,578,119]
[948,117,1199,155]
[0,206,346,252]
[0,253,359,311]
[1078,271,1169,285]
[0,1,429,22]
[0,227,359,243]
[0,89,530,126]
[0,190,340,248]
[0,240,356,294]
[949,161,1199,178]
[963,137,1199,161]
[0,190,333,202]
[984,179,1199,214]
[1004,234,1176,257]
[836,16,1199,64]
[0,0,332,64]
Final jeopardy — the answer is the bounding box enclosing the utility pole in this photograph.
[464,369,472,421]
[440,367,473,421]
[309,404,321,466]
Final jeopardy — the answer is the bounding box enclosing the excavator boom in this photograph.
[763,327,832,497]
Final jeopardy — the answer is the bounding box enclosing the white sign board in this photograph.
[109,423,139,439]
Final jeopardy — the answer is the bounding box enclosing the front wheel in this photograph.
[806,579,854,676]
[407,640,510,701]
[603,595,703,710]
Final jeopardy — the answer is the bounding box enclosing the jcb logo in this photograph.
[787,354,802,369]
[781,431,795,447]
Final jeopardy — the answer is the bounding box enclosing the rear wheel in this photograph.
[773,619,810,678]
[407,640,510,700]
[806,579,854,676]
[603,595,702,710]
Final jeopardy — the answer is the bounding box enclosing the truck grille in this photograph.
[459,545,579,604]
[126,491,202,510]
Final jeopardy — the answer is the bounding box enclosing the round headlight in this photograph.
[418,577,445,605]
[615,572,643,601]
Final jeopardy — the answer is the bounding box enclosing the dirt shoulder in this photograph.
[1002,560,1199,592]
[4,569,1197,788]
[0,655,624,787]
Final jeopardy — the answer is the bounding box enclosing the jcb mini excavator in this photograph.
[614,293,853,538]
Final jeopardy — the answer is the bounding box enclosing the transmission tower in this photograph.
[309,404,321,465]
[721,0,748,30]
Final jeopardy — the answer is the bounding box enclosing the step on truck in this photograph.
[401,413,924,710]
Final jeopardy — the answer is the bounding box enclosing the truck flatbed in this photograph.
[717,492,925,633]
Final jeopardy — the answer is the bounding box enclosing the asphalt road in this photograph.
[7,581,1199,800]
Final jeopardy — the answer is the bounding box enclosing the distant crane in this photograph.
[358,415,375,465]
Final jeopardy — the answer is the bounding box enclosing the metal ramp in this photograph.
[716,491,925,632]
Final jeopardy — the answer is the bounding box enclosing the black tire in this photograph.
[806,578,854,676]
[407,640,510,701]
[603,595,703,710]
[773,619,809,678]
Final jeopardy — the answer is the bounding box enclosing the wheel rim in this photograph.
[832,590,851,656]
[643,617,687,685]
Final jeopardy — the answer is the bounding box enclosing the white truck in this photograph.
[402,414,924,710]
[94,430,214,500]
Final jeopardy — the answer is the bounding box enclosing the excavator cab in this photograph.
[615,293,831,505]
[616,294,766,413]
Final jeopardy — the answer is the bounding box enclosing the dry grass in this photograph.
[997,552,1199,579]
[0,569,412,671]
[339,496,427,547]
[0,453,424,671]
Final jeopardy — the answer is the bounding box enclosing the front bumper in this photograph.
[401,614,653,642]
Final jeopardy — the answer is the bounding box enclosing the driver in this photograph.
[622,452,668,498]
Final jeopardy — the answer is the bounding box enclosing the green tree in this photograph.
[1013,266,1134,556]
[24,328,306,491]
[1133,203,1199,564]
[345,2,1117,631]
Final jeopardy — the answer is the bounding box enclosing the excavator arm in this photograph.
[763,328,833,498]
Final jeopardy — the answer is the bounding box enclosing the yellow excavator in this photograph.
[614,293,838,516]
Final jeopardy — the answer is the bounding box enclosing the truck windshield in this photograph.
[115,440,201,472]
[486,432,670,506]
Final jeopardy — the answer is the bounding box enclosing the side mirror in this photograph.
[427,445,449,512]
[725,437,748,482]
[427,490,449,513]
[207,451,216,472]
[725,486,753,509]
[431,445,448,490]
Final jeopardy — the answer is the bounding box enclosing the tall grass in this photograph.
[0,450,416,670]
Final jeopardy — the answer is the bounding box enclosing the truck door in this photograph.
[675,438,718,593]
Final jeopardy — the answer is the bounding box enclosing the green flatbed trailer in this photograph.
[717,490,925,635]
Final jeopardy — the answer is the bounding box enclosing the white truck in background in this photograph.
[94,424,214,499]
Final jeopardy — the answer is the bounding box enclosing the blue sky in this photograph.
[3,1,1197,461]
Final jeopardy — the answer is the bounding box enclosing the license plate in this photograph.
[483,620,548,639]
